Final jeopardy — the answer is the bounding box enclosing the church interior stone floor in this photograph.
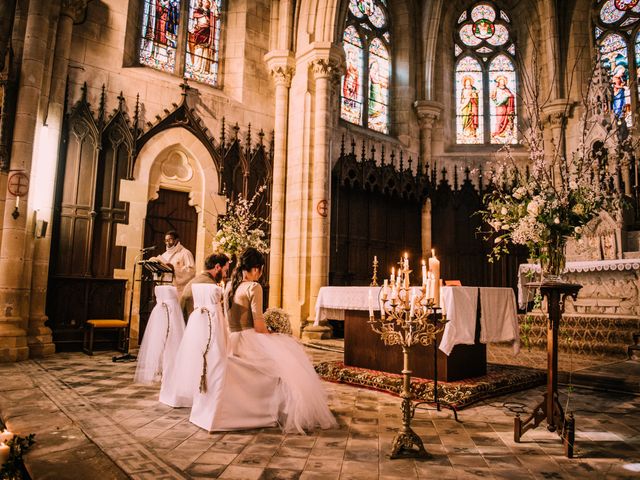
[0,345,639,480]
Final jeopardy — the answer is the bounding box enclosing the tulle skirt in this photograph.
[228,329,337,434]
[134,301,184,384]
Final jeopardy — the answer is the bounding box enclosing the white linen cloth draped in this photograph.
[439,286,519,356]
[314,286,382,325]
[479,287,520,354]
[439,287,478,355]
[134,285,185,384]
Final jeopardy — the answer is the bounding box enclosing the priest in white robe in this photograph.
[151,230,195,296]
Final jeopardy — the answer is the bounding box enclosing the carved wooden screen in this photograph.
[47,92,131,350]
[330,144,423,286]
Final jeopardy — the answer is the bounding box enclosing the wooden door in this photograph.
[139,189,198,339]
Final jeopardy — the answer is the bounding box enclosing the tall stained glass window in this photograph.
[454,2,517,144]
[594,0,640,126]
[139,0,223,87]
[340,0,391,134]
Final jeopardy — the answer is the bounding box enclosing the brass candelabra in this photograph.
[368,262,446,459]
[370,255,379,287]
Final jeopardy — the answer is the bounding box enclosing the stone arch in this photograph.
[114,127,225,345]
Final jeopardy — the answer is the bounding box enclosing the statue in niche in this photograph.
[617,278,639,315]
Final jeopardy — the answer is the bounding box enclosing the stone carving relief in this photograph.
[161,149,193,182]
[566,211,623,261]
[563,271,639,316]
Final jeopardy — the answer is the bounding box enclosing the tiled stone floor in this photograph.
[0,345,639,479]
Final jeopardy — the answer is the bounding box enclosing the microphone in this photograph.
[141,245,156,253]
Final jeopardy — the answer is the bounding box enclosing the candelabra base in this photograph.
[390,428,431,459]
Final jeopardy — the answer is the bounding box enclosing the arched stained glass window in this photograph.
[455,2,517,145]
[140,0,182,73]
[594,0,640,126]
[139,0,223,87]
[340,0,391,134]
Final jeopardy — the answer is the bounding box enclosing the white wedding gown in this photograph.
[134,285,185,384]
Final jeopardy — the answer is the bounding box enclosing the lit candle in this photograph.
[390,267,395,283]
[374,255,377,263]
[383,279,389,299]
[0,430,13,443]
[379,299,386,320]
[422,260,427,286]
[368,289,374,317]
[0,443,9,465]
[15,196,19,209]
[404,252,409,271]
[428,249,441,306]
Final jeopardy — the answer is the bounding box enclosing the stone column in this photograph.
[414,100,442,258]
[302,57,338,340]
[264,51,294,309]
[0,0,51,362]
[542,100,573,185]
[27,0,88,357]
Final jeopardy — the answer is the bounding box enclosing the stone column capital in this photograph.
[61,0,90,22]
[541,99,574,128]
[414,100,443,130]
[310,57,343,81]
[264,50,296,88]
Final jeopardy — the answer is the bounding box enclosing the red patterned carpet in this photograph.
[314,361,546,409]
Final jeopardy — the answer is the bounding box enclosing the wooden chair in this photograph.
[83,319,128,355]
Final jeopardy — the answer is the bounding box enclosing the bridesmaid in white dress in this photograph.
[224,248,337,434]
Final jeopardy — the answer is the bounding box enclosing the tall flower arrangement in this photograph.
[480,50,625,277]
[213,185,270,260]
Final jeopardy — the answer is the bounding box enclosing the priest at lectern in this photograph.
[150,230,195,296]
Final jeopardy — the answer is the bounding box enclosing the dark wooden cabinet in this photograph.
[47,277,126,351]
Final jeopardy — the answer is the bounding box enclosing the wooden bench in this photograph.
[83,319,128,355]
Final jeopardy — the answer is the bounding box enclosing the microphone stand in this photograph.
[113,250,143,362]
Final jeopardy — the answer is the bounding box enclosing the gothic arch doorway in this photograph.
[139,188,198,339]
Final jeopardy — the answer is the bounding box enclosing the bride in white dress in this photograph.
[223,248,337,434]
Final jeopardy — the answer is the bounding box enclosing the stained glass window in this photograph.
[140,0,181,73]
[455,2,517,145]
[184,0,222,86]
[139,0,224,87]
[340,0,391,134]
[594,0,640,126]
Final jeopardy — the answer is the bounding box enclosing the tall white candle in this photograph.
[390,267,395,283]
[368,289,374,317]
[429,249,441,306]
[0,443,9,465]
[421,260,427,286]
[409,289,416,317]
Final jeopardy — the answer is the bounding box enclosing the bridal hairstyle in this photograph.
[227,247,265,310]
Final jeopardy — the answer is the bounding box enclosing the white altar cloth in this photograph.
[314,286,382,325]
[439,286,519,356]
[517,259,640,308]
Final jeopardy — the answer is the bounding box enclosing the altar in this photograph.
[314,286,519,381]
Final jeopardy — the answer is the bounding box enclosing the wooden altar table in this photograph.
[315,286,519,382]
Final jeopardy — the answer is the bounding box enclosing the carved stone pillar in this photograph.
[414,100,442,173]
[0,0,52,362]
[414,100,442,259]
[264,51,294,309]
[542,100,573,185]
[303,55,341,340]
[26,0,88,357]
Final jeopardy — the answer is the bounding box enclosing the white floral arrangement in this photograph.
[480,54,625,268]
[263,307,292,335]
[213,185,270,259]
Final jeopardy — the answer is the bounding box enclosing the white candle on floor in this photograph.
[0,443,9,465]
